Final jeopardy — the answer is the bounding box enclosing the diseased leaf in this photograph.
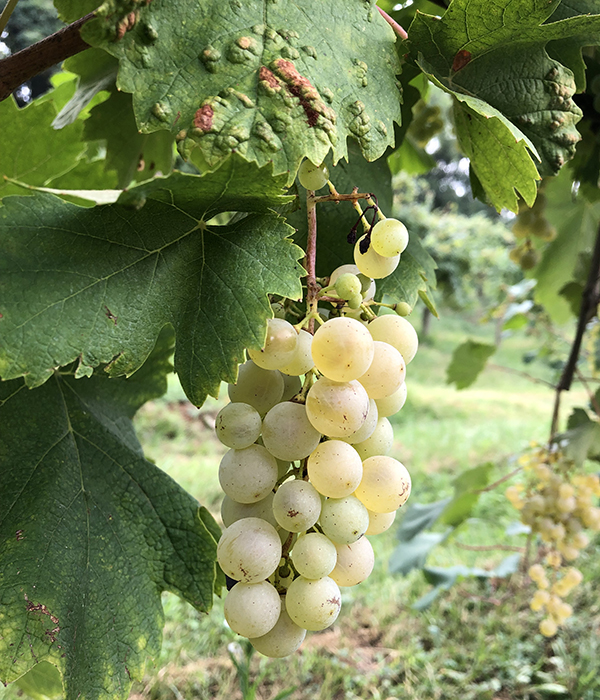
[446,340,496,389]
[0,97,86,199]
[83,0,402,180]
[407,0,600,210]
[14,662,63,700]
[0,158,303,406]
[0,333,219,700]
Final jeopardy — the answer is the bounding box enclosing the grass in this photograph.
[3,309,598,700]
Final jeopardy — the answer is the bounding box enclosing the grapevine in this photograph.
[214,161,415,656]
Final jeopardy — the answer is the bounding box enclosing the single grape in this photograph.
[353,416,394,459]
[272,480,322,532]
[279,329,315,376]
[298,159,329,190]
[357,340,406,399]
[228,361,284,416]
[224,581,281,638]
[307,440,363,498]
[215,402,262,449]
[395,301,412,317]
[262,401,322,461]
[340,398,378,445]
[319,495,369,544]
[249,599,307,657]
[330,537,374,587]
[305,377,370,438]
[217,518,282,583]
[311,316,374,382]
[354,234,400,279]
[280,372,302,401]
[375,383,407,418]
[355,455,411,513]
[247,318,298,370]
[368,314,418,364]
[291,532,338,579]
[334,272,362,300]
[365,508,396,535]
[221,492,278,530]
[370,218,409,257]
[218,444,278,504]
[285,576,342,631]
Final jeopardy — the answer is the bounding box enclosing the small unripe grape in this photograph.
[370,218,409,257]
[298,159,329,190]
[334,273,362,300]
[395,302,412,317]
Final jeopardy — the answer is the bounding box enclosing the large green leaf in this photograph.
[0,332,219,700]
[446,340,496,389]
[83,0,402,180]
[0,158,303,406]
[0,97,86,199]
[407,0,600,210]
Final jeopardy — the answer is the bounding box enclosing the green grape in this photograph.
[279,329,315,376]
[334,272,362,300]
[262,401,321,461]
[298,159,329,190]
[375,382,407,418]
[217,517,282,583]
[215,402,262,449]
[347,293,363,310]
[218,444,278,504]
[221,492,279,530]
[272,480,322,532]
[520,248,540,270]
[357,340,406,399]
[247,318,299,370]
[280,372,302,402]
[285,576,341,631]
[311,316,374,382]
[353,416,394,459]
[370,218,409,257]
[319,495,369,544]
[249,600,307,657]
[368,314,418,364]
[291,532,337,579]
[224,581,281,637]
[395,301,412,317]
[228,361,284,416]
[307,440,364,498]
[355,455,411,513]
[305,377,370,438]
[329,537,374,587]
[354,234,400,279]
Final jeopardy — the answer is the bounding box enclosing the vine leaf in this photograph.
[288,140,437,312]
[0,157,303,406]
[0,96,86,200]
[0,329,220,700]
[82,0,402,180]
[408,0,600,211]
[446,340,496,389]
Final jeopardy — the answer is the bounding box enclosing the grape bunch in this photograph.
[506,445,600,636]
[509,191,556,270]
[214,211,416,657]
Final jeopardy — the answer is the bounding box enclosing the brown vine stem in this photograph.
[0,12,94,102]
[550,219,600,438]
[377,6,408,40]
[311,191,374,205]
[304,189,319,334]
[454,543,525,553]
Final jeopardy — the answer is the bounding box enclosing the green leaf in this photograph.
[14,662,63,700]
[453,462,494,495]
[533,168,600,323]
[396,498,452,541]
[0,96,86,200]
[0,158,303,406]
[84,0,402,180]
[0,335,219,700]
[407,0,600,209]
[446,340,496,389]
[561,410,600,465]
[389,531,451,576]
[54,0,100,23]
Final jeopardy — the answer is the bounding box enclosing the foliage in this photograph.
[1,0,600,698]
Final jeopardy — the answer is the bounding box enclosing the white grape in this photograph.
[355,456,411,513]
[249,598,307,657]
[215,402,262,449]
[368,314,418,364]
[221,492,278,530]
[298,159,329,190]
[281,373,302,401]
[262,401,322,461]
[291,532,337,579]
[311,316,374,382]
[307,440,363,498]
[330,537,375,587]
[357,341,406,399]
[285,576,341,631]
[247,318,298,370]
[224,581,281,638]
[340,398,378,445]
[375,383,407,418]
[319,495,369,544]
[370,218,409,257]
[217,518,282,583]
[329,264,375,301]
[353,416,394,460]
[228,361,284,416]
[306,377,370,438]
[218,444,278,504]
[365,508,397,535]
[354,234,400,279]
[272,480,322,532]
[279,329,315,376]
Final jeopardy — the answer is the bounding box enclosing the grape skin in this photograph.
[221,492,279,530]
[249,599,307,657]
[354,234,400,279]
[272,480,322,533]
[319,495,369,545]
[307,440,363,498]
[247,318,298,370]
[370,218,409,257]
[228,361,284,416]
[291,532,337,579]
[224,581,281,638]
[298,159,329,190]
[311,316,374,382]
[215,402,262,449]
[375,383,407,418]
[330,537,374,587]
[279,329,314,376]
[368,315,418,364]
[355,456,412,513]
[217,518,282,583]
[285,576,342,631]
[353,416,394,460]
[305,377,370,438]
[262,401,322,461]
[357,340,406,399]
[218,444,278,504]
[341,398,378,445]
